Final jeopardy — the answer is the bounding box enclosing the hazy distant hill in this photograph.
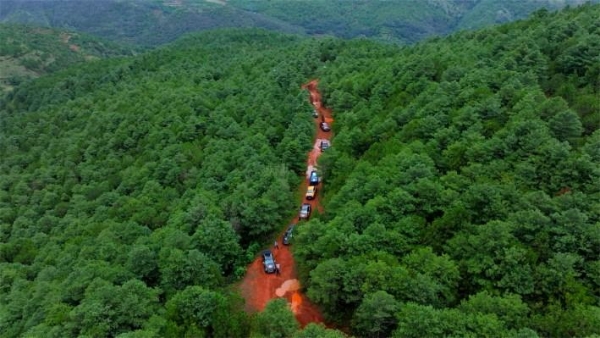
[0,0,305,46]
[0,24,135,92]
[0,0,595,46]
[233,0,597,43]
[456,0,592,30]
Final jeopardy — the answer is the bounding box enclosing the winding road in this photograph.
[238,79,333,326]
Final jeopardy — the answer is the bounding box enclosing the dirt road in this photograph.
[238,79,333,326]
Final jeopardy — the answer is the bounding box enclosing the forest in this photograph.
[0,3,599,338]
[295,4,600,338]
[0,29,332,337]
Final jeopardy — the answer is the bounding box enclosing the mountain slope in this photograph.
[0,29,326,337]
[0,24,135,92]
[293,4,600,337]
[456,0,592,30]
[0,0,306,47]
[1,0,595,46]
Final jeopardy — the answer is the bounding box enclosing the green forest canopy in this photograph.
[295,4,600,338]
[0,29,324,337]
[0,4,599,338]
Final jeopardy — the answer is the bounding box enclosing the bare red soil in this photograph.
[238,79,333,327]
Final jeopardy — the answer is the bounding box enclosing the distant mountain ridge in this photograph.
[0,0,596,46]
[0,0,305,47]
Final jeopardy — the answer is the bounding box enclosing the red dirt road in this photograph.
[238,79,333,327]
[303,79,333,215]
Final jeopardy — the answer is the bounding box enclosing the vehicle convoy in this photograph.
[306,185,317,200]
[299,203,311,220]
[283,224,295,245]
[309,170,319,185]
[262,250,276,273]
[240,79,328,325]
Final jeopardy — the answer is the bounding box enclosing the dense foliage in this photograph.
[293,4,600,337]
[1,0,591,47]
[0,24,134,92]
[1,4,599,337]
[0,29,329,337]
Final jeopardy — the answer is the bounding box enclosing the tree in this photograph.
[352,291,399,338]
[253,298,299,338]
[293,323,347,338]
[211,291,251,338]
[393,302,512,338]
[459,291,530,329]
[126,245,158,285]
[158,248,222,295]
[447,220,535,296]
[306,258,348,316]
[165,286,250,338]
[548,110,583,143]
[534,252,590,307]
[532,302,600,338]
[401,247,459,307]
[192,217,242,274]
[69,279,159,337]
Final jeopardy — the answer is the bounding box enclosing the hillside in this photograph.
[0,24,135,92]
[0,0,306,47]
[295,4,600,337]
[456,0,592,30]
[1,0,594,46]
[0,3,599,338]
[229,0,592,44]
[0,29,333,337]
